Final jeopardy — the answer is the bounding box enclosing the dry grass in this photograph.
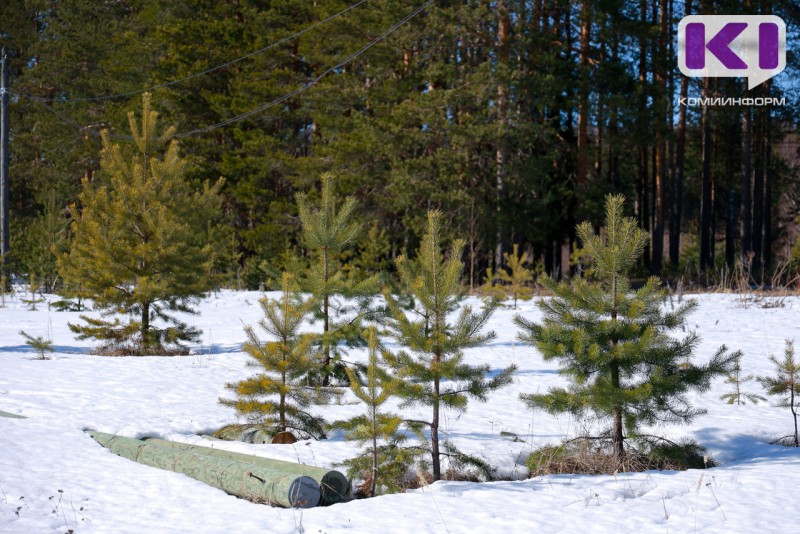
[93,344,191,357]
[526,437,713,477]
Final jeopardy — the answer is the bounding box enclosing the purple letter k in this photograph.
[686,22,748,70]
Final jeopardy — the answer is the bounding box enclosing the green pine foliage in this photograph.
[296,173,379,385]
[759,339,800,447]
[515,195,737,460]
[334,326,416,497]
[720,354,766,406]
[220,273,335,440]
[57,94,224,355]
[497,244,536,309]
[21,274,45,311]
[19,329,54,360]
[385,210,517,481]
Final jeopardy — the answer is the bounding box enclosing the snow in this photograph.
[2,291,800,532]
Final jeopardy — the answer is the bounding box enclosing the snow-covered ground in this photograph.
[2,291,799,533]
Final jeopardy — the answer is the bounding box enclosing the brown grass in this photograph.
[526,437,713,477]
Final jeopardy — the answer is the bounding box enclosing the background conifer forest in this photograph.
[1,0,799,290]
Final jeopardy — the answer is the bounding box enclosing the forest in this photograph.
[1,0,799,291]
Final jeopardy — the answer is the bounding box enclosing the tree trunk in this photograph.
[651,0,667,273]
[726,139,736,270]
[700,77,713,271]
[577,0,591,190]
[495,0,510,271]
[637,0,650,270]
[670,35,689,266]
[322,247,331,386]
[741,106,752,257]
[764,101,772,271]
[753,98,764,281]
[370,403,378,496]
[610,277,624,459]
[141,301,150,349]
[431,377,441,480]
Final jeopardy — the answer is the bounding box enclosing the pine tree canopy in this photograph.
[57,93,224,355]
[515,195,736,456]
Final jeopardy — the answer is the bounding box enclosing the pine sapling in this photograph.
[296,173,379,385]
[720,354,765,405]
[21,274,45,311]
[57,93,224,355]
[497,244,535,309]
[385,210,516,480]
[19,330,54,360]
[515,195,737,461]
[220,273,337,440]
[334,326,414,497]
[759,339,800,446]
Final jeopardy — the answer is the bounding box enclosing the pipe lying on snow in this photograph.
[87,431,320,508]
[144,437,351,505]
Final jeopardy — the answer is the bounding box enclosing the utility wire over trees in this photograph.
[515,195,737,461]
[58,93,223,355]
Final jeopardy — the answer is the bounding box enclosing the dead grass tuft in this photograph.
[526,436,713,477]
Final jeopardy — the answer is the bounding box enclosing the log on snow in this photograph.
[87,431,320,508]
[144,437,350,505]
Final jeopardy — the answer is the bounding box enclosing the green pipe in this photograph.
[144,437,351,505]
[87,431,320,508]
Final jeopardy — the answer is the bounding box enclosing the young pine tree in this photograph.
[720,354,765,406]
[385,210,516,481]
[334,327,413,497]
[19,330,54,360]
[759,339,800,447]
[515,195,736,460]
[57,94,223,355]
[220,273,334,440]
[296,173,379,385]
[497,244,535,309]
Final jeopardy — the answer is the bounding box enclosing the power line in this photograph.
[15,0,371,104]
[178,0,433,137]
[22,0,431,141]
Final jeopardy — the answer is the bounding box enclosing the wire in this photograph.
[177,0,433,137]
[15,0,371,103]
[38,102,131,140]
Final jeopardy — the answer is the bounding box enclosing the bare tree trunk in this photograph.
[700,77,713,271]
[495,0,510,271]
[577,0,591,190]
[741,107,753,257]
[431,377,441,480]
[637,0,650,270]
[764,98,773,271]
[651,0,668,273]
[670,10,689,266]
[753,95,764,280]
[141,301,150,349]
[726,138,736,270]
